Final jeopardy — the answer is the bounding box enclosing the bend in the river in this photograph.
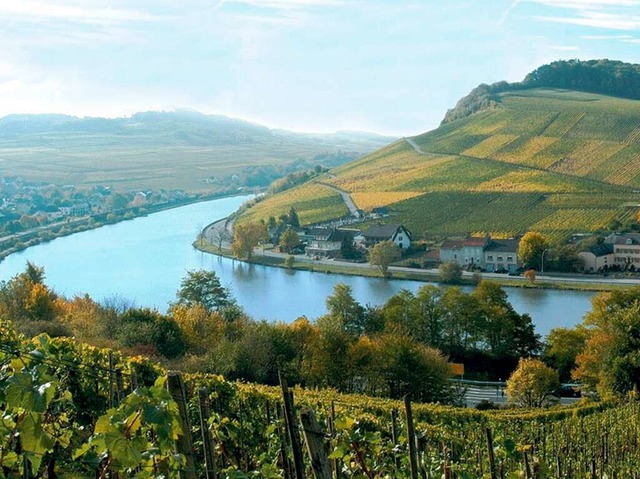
[0,195,595,337]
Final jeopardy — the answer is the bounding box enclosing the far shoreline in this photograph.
[0,190,254,262]
[193,226,639,293]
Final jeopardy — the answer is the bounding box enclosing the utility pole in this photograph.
[541,248,549,275]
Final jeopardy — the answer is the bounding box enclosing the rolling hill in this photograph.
[0,111,395,192]
[240,61,640,242]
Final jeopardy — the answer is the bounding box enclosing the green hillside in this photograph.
[241,83,640,241]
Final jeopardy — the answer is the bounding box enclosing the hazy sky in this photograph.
[0,0,639,135]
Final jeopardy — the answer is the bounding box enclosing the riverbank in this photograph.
[0,190,248,261]
[193,233,637,292]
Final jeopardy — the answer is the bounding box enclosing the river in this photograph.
[0,195,596,337]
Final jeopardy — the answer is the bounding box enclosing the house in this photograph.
[361,224,412,249]
[305,228,355,258]
[302,227,331,244]
[59,203,91,217]
[578,243,614,273]
[604,233,640,270]
[484,237,521,273]
[132,192,147,206]
[440,236,490,269]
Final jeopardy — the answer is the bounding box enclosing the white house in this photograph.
[440,236,489,269]
[578,243,614,273]
[361,224,412,249]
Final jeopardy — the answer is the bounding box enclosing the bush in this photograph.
[475,399,500,410]
[116,308,187,358]
[439,261,462,284]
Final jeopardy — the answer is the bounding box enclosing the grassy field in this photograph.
[0,112,394,192]
[240,88,640,240]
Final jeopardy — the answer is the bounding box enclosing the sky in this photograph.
[0,0,639,136]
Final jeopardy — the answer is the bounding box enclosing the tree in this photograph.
[279,227,300,253]
[473,281,541,358]
[232,221,267,260]
[326,284,366,337]
[340,235,359,260]
[506,358,560,408]
[173,269,233,313]
[517,232,548,270]
[284,255,295,268]
[544,326,588,382]
[0,263,58,323]
[305,314,353,390]
[573,287,640,398]
[523,269,536,284]
[369,240,400,277]
[439,261,462,284]
[548,244,582,272]
[288,207,300,227]
[439,287,481,356]
[367,332,454,402]
[116,308,187,358]
[412,285,445,347]
[108,192,129,211]
[210,226,232,252]
[171,303,224,354]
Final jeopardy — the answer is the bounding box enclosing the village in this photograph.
[267,207,640,276]
[0,176,199,235]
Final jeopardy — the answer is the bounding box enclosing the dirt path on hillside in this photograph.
[315,180,359,216]
[405,137,426,154]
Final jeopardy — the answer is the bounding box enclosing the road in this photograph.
[404,137,427,154]
[199,216,640,287]
[203,218,234,248]
[254,246,640,286]
[315,181,359,217]
[460,382,581,407]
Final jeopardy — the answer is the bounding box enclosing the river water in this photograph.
[0,195,596,337]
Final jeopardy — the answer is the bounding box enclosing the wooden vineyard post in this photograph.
[404,396,419,479]
[167,372,197,479]
[198,388,218,479]
[108,352,116,408]
[280,371,306,479]
[486,427,498,479]
[329,400,343,479]
[300,409,332,479]
[115,370,124,404]
[130,369,138,391]
[391,408,400,472]
[523,449,532,479]
[277,402,293,479]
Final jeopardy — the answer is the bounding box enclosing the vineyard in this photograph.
[237,87,640,240]
[3,320,640,478]
[237,183,348,226]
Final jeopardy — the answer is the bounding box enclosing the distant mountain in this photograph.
[241,60,640,241]
[0,111,396,192]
